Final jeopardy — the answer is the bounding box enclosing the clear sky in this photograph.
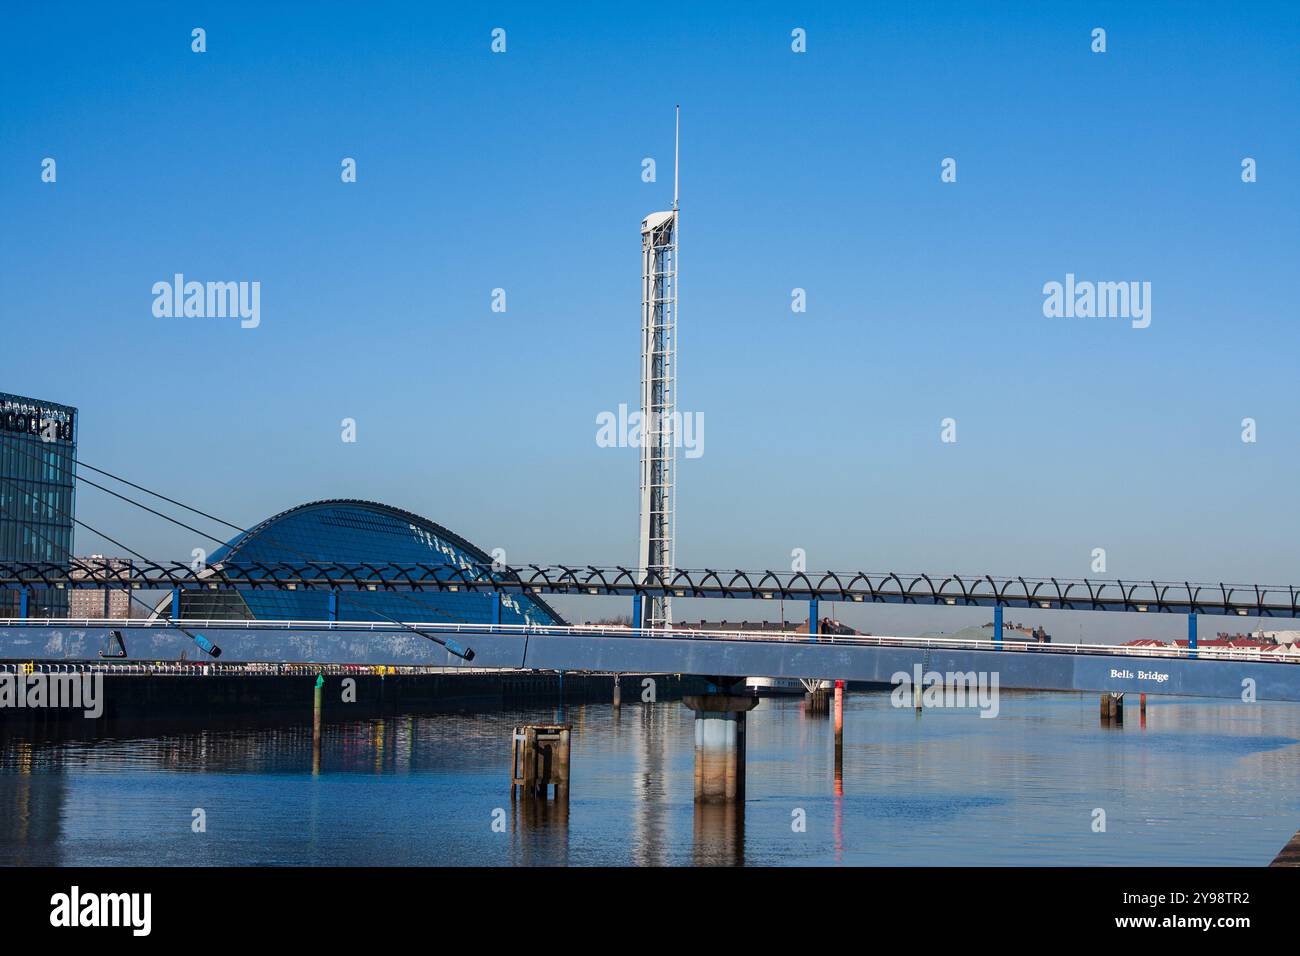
[2,2,1297,639]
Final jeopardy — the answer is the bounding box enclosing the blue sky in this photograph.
[2,2,1297,636]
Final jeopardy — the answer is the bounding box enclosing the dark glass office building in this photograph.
[170,499,564,626]
[0,392,77,618]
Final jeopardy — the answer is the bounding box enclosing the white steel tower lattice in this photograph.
[638,107,679,630]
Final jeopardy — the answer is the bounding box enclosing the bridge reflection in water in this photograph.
[2,691,1299,866]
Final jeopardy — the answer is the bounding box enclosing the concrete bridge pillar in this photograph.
[682,692,759,803]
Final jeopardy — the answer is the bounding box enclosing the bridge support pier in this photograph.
[612,674,622,709]
[682,693,759,803]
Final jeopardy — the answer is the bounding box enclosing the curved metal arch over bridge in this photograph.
[3,561,1300,619]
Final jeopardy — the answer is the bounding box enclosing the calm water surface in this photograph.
[2,691,1298,866]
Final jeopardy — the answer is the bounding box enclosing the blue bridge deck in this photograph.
[2,621,1298,702]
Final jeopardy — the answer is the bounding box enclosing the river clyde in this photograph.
[2,690,1298,866]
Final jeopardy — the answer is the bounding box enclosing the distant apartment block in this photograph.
[68,555,133,619]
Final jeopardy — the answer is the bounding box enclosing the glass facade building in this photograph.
[0,392,78,618]
[172,499,564,626]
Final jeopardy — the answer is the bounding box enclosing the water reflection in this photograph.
[0,692,1297,866]
[693,803,744,866]
[0,744,66,866]
[631,701,673,866]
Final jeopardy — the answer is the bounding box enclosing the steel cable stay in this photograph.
[0,472,223,658]
[0,433,477,659]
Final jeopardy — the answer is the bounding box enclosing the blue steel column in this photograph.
[632,594,644,631]
[19,587,29,619]
[327,589,338,623]
[171,587,181,620]
[491,592,501,628]
[808,598,819,642]
[994,605,1003,647]
[1188,612,1198,659]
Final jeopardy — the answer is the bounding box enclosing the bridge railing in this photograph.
[3,562,1300,617]
[0,659,523,676]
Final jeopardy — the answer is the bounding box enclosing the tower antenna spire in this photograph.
[673,104,680,211]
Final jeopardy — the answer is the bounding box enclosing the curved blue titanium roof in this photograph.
[208,499,564,627]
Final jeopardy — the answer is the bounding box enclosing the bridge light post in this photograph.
[442,638,475,662]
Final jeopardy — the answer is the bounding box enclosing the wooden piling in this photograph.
[312,673,323,775]
[511,724,572,801]
[1100,693,1124,724]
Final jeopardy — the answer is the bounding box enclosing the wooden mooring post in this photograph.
[1100,692,1124,724]
[511,724,572,800]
